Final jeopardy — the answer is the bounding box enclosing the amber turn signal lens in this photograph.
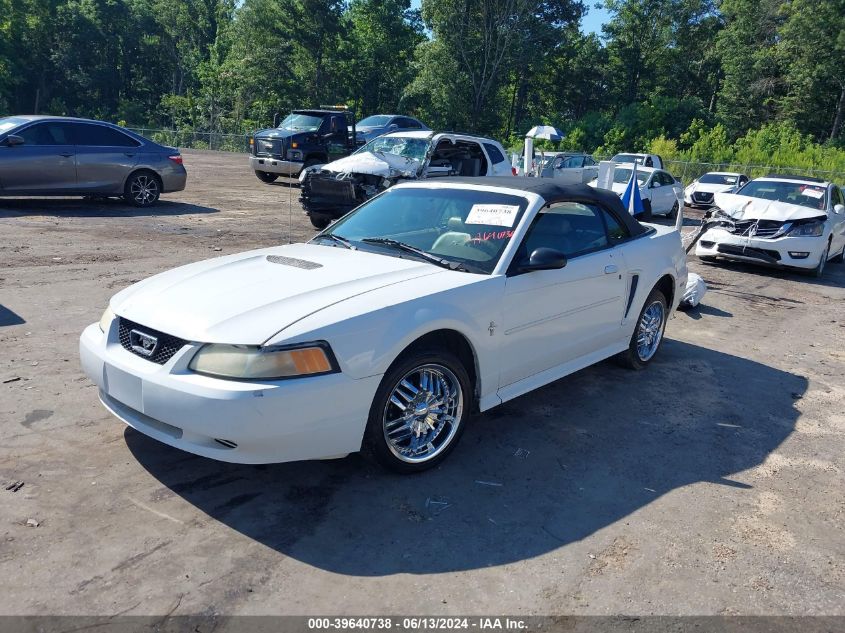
[290,348,332,374]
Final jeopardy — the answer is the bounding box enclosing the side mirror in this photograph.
[4,134,24,147]
[519,247,567,272]
[650,181,660,188]
[834,204,845,215]
[388,123,398,130]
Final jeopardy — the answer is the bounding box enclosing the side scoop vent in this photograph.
[266,255,322,270]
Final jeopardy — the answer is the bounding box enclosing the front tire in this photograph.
[617,288,668,370]
[364,349,471,473]
[123,171,161,207]
[830,242,844,264]
[810,241,830,278]
[255,170,278,183]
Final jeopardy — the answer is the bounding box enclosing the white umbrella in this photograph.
[525,125,564,141]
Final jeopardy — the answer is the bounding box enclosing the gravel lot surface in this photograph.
[1,149,843,616]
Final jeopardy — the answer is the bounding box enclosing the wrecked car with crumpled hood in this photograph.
[694,175,845,277]
[299,130,512,228]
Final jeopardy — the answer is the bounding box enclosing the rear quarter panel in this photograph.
[619,226,687,333]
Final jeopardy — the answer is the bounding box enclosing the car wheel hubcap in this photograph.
[131,176,158,204]
[636,301,665,362]
[382,363,463,463]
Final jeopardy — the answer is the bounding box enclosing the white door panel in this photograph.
[500,249,626,387]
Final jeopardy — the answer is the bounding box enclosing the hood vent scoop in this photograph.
[266,255,322,270]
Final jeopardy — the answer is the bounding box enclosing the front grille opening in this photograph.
[717,244,781,261]
[214,439,238,449]
[118,317,188,365]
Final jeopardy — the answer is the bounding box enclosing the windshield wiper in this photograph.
[361,238,468,271]
[314,233,355,249]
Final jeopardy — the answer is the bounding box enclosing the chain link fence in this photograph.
[127,128,252,153]
[592,156,845,185]
[129,129,845,185]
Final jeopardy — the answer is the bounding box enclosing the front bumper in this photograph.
[79,321,380,464]
[249,156,303,176]
[694,228,826,270]
[300,173,361,218]
[685,191,715,207]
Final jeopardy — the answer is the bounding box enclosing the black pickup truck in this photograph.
[249,107,358,183]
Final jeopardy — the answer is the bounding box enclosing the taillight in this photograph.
[168,155,183,165]
[511,166,518,176]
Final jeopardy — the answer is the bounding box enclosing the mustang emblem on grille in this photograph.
[129,329,159,357]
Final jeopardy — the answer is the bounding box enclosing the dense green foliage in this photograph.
[2,0,845,172]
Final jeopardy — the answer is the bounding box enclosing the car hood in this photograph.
[254,128,303,140]
[712,192,827,221]
[690,183,735,194]
[599,181,645,195]
[321,151,421,177]
[109,243,442,345]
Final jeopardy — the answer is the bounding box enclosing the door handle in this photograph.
[124,152,136,157]
[604,264,619,274]
[59,152,73,157]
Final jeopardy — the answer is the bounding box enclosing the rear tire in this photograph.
[309,213,332,230]
[255,170,278,183]
[831,242,845,264]
[617,288,668,370]
[363,348,471,474]
[668,200,679,219]
[123,171,161,207]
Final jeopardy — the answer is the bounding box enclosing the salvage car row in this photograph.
[1,112,843,474]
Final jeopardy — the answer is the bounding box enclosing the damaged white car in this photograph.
[695,175,845,277]
[299,131,512,228]
[80,178,687,473]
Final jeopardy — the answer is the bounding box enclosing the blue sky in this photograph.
[408,1,609,36]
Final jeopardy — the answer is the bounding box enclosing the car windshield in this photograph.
[278,113,323,132]
[355,136,430,162]
[699,173,738,185]
[358,115,392,127]
[736,180,828,210]
[317,187,529,274]
[612,168,649,185]
[0,117,27,134]
[613,154,643,164]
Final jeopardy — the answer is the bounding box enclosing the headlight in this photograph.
[788,221,824,237]
[99,306,115,333]
[189,342,337,380]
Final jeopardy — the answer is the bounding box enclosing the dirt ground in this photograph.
[1,149,843,617]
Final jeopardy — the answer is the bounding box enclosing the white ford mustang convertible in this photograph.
[80,178,688,472]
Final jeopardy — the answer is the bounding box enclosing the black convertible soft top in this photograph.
[437,176,648,237]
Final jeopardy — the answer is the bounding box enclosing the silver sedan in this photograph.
[0,115,187,206]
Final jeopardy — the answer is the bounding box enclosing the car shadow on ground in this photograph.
[0,304,25,326]
[0,197,217,218]
[126,340,805,576]
[695,257,845,289]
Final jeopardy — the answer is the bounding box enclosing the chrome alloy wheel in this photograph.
[636,300,665,362]
[130,175,159,205]
[382,363,464,464]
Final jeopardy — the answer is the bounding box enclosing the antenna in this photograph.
[288,170,293,244]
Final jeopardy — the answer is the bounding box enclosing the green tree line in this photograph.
[2,0,845,170]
